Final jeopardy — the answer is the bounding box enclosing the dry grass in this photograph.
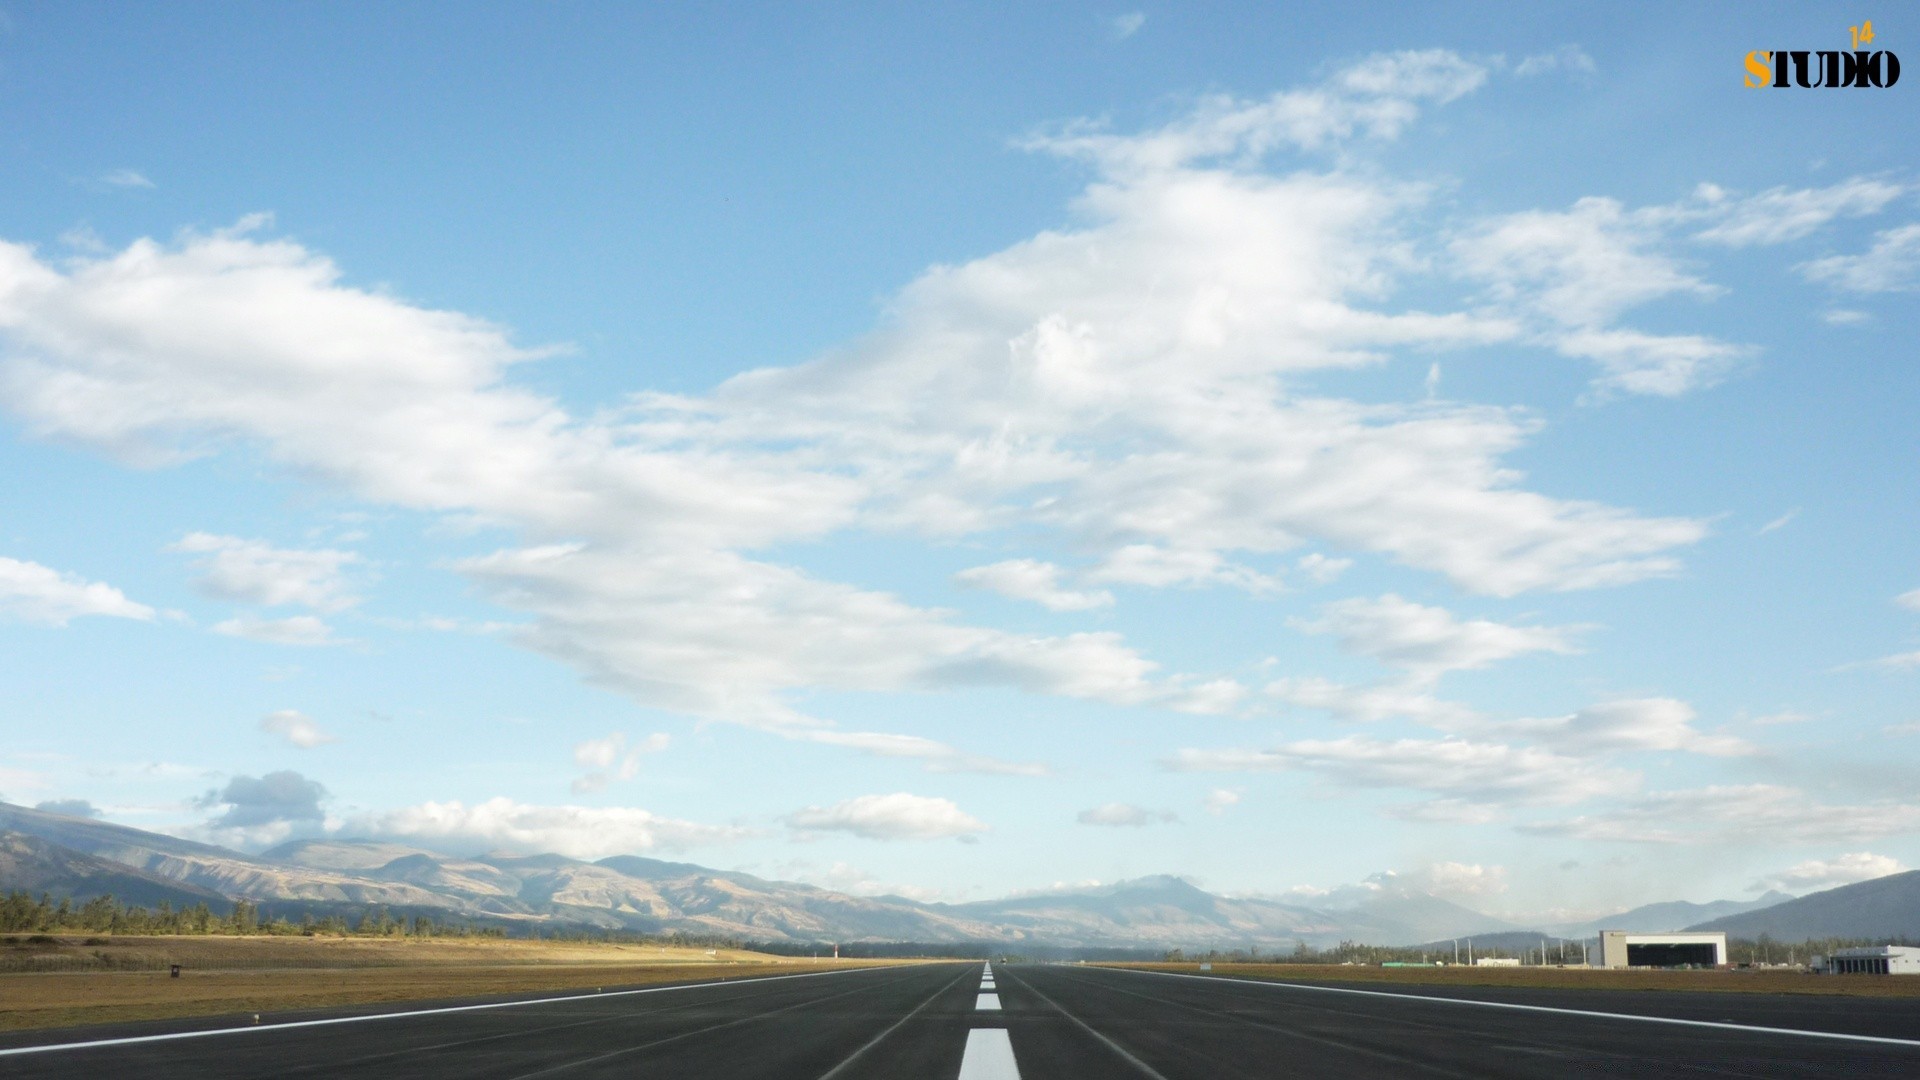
[1101,961,1920,998]
[0,935,904,1032]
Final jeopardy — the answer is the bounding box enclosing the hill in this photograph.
[0,831,228,909]
[1691,871,1920,941]
[0,800,1532,948]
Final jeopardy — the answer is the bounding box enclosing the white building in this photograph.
[1473,957,1520,967]
[1597,931,1727,969]
[1827,946,1920,975]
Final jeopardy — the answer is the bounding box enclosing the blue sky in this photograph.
[1,3,1916,921]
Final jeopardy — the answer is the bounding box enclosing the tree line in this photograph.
[0,891,505,938]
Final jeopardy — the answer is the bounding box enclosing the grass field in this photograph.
[0,935,899,1032]
[1102,961,1920,998]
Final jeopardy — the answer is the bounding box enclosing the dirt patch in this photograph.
[0,936,905,1032]
[1099,961,1920,998]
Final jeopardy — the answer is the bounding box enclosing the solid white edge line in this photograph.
[0,964,901,1058]
[956,1027,1021,1080]
[1113,968,1920,1049]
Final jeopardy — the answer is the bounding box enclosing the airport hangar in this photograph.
[1597,931,1727,969]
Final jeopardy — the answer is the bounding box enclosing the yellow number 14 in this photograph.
[1850,21,1876,50]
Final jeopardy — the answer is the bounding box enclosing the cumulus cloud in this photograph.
[213,614,343,647]
[570,731,671,794]
[0,54,1734,769]
[363,797,748,859]
[1801,223,1920,292]
[1076,802,1178,827]
[259,709,337,748]
[1896,588,1920,613]
[1526,785,1920,845]
[1203,788,1241,814]
[1284,861,1508,905]
[1498,698,1751,757]
[787,793,987,841]
[33,798,101,818]
[1453,196,1740,396]
[194,771,327,847]
[1694,178,1906,247]
[1168,734,1635,816]
[0,555,155,625]
[1749,852,1905,894]
[1267,676,1477,726]
[955,559,1113,611]
[169,532,360,610]
[1292,594,1580,681]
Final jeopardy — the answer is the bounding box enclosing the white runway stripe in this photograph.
[957,1028,1021,1079]
[975,993,1002,1011]
[1122,968,1920,1049]
[0,966,886,1059]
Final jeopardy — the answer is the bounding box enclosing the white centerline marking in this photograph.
[0,965,898,1059]
[975,993,1002,1011]
[957,1027,1021,1080]
[1116,968,1920,1049]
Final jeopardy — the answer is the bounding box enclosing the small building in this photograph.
[1828,946,1920,975]
[1597,931,1727,969]
[1473,957,1520,967]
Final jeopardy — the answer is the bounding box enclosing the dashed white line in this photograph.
[975,993,1002,1011]
[957,1028,1021,1080]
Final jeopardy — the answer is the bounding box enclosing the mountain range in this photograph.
[4,800,1909,947]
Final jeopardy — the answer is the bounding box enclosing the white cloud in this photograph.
[1823,308,1871,325]
[364,796,749,859]
[1749,852,1905,894]
[0,56,1724,765]
[99,168,154,189]
[786,793,986,841]
[169,532,360,610]
[1292,594,1580,681]
[1757,508,1800,534]
[1029,49,1488,171]
[260,709,337,748]
[1513,46,1595,78]
[1076,802,1178,827]
[1295,552,1351,584]
[1203,788,1241,814]
[1499,698,1752,757]
[1526,785,1920,845]
[955,558,1113,611]
[1694,178,1906,247]
[570,731,671,794]
[1802,223,1920,292]
[1087,546,1277,593]
[1267,676,1476,726]
[0,555,155,625]
[212,613,343,647]
[1855,650,1920,673]
[1896,588,1920,613]
[1168,734,1636,814]
[1453,196,1741,396]
[1110,12,1145,39]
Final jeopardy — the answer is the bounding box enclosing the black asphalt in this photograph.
[4,962,1919,1077]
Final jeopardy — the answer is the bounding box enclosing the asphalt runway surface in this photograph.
[5,961,1920,1077]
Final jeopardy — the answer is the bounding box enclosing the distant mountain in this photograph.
[1551,892,1793,937]
[0,831,228,909]
[1690,872,1920,941]
[940,875,1348,949]
[0,800,1537,948]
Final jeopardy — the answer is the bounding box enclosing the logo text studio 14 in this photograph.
[1745,22,1899,87]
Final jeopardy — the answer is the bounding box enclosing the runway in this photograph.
[5,961,1919,1077]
